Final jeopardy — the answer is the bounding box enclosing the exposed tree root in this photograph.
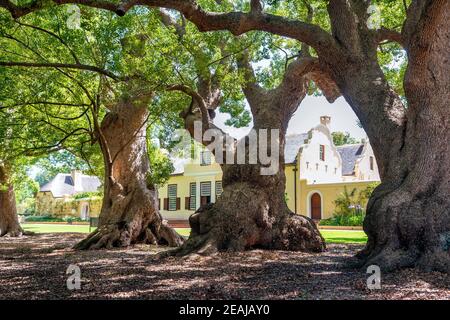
[356,184,450,273]
[158,184,325,258]
[74,219,184,250]
[0,226,24,237]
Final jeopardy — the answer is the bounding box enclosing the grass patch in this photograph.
[22,223,93,233]
[320,230,367,244]
[21,224,367,244]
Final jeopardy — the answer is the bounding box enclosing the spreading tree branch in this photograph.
[0,61,121,80]
[0,0,337,56]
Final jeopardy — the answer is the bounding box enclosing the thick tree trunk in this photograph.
[0,165,23,237]
[357,86,450,271]
[179,159,325,255]
[328,61,450,272]
[75,101,183,249]
[355,3,450,272]
[319,1,450,272]
[170,95,325,256]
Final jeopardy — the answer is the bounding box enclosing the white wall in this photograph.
[298,124,342,184]
[355,141,380,181]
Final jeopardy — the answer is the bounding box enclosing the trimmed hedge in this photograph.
[319,213,365,226]
[24,215,85,223]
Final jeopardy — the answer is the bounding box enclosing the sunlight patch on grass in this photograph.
[21,224,367,244]
[320,230,367,244]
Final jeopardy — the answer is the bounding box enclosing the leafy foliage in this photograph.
[331,132,360,146]
[320,183,379,226]
[146,143,174,187]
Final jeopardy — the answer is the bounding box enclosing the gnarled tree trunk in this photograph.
[168,57,336,256]
[354,2,450,272]
[319,1,450,272]
[75,100,183,249]
[178,127,325,256]
[0,164,23,237]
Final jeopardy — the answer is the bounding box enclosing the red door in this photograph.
[311,193,322,220]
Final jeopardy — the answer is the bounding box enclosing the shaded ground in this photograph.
[0,233,448,300]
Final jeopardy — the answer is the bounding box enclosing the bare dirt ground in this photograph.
[0,233,448,300]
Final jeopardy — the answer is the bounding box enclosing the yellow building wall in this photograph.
[157,164,222,221]
[296,180,377,219]
[159,160,377,222]
[285,164,298,213]
[35,191,102,219]
[158,174,193,220]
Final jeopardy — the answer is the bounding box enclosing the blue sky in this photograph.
[214,95,367,140]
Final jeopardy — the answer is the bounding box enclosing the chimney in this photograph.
[320,116,331,126]
[71,170,83,192]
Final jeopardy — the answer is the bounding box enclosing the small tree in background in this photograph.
[331,131,360,146]
[322,183,379,226]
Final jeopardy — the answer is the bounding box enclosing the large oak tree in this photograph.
[0,9,184,248]
[156,8,339,255]
[1,0,448,271]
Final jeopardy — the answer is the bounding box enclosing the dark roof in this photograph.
[40,173,102,198]
[285,133,309,164]
[337,144,364,176]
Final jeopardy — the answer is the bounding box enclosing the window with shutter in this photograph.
[319,145,325,161]
[200,182,211,196]
[168,184,177,211]
[215,181,223,198]
[200,181,212,205]
[189,182,196,210]
[200,151,211,166]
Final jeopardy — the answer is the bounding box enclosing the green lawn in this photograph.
[23,223,93,233]
[21,224,367,244]
[320,230,367,244]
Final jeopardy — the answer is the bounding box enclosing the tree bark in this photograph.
[0,164,23,237]
[310,0,450,272]
[169,57,332,256]
[354,1,450,272]
[177,124,325,256]
[74,100,184,249]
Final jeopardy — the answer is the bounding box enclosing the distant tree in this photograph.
[331,131,359,146]
[0,9,186,248]
[33,151,90,186]
[146,143,174,187]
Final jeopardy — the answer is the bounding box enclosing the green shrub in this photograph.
[73,191,102,200]
[24,215,85,223]
[320,184,378,227]
[24,215,62,222]
[17,197,36,215]
[320,213,365,226]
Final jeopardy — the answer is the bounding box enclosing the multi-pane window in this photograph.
[215,181,223,198]
[168,184,177,211]
[370,156,374,171]
[189,182,197,210]
[200,181,211,205]
[319,145,325,161]
[200,151,211,166]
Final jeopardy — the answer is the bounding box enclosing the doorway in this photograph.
[310,193,322,220]
[80,203,90,220]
